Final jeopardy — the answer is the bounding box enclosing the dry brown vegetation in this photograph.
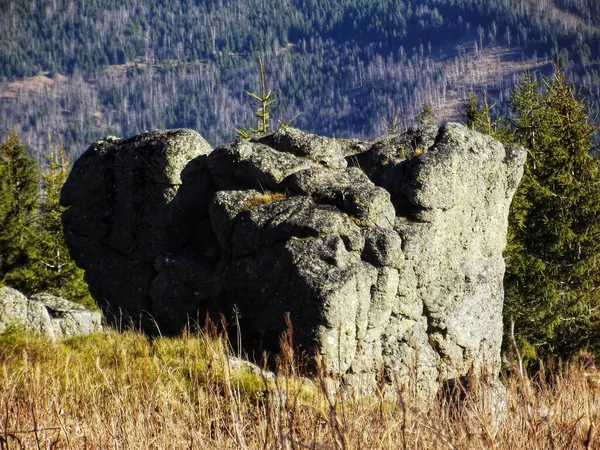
[0,73,68,100]
[241,191,287,210]
[0,329,599,449]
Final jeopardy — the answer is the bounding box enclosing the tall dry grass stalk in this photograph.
[0,328,599,449]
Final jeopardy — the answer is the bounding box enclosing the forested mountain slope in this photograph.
[1,0,599,160]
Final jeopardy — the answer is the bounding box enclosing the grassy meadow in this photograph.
[0,329,599,449]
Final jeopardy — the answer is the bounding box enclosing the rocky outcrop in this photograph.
[60,129,214,331]
[0,287,103,338]
[60,124,525,401]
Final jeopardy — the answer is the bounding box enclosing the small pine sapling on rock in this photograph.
[462,90,512,142]
[236,56,274,139]
[236,55,299,140]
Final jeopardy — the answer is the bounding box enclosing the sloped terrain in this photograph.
[1,0,599,159]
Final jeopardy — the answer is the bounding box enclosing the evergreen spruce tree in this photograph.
[415,101,434,125]
[0,133,38,283]
[463,91,488,132]
[236,55,298,140]
[462,90,512,142]
[504,70,600,359]
[10,147,95,309]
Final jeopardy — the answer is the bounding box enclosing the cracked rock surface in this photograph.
[61,124,525,400]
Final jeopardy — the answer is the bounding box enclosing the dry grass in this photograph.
[241,191,286,210]
[0,73,68,100]
[410,147,425,158]
[0,328,599,449]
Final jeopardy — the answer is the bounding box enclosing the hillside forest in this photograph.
[2,0,600,163]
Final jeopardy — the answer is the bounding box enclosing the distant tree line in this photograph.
[2,0,599,79]
[2,0,600,162]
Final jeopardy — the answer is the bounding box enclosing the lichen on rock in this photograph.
[59,124,526,403]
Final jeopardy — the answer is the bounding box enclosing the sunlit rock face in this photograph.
[61,124,525,401]
[0,287,102,338]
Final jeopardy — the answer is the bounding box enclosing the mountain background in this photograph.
[1,0,600,163]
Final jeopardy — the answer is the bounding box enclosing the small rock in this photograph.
[0,287,102,339]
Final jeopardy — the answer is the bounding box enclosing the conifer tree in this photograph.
[462,90,512,142]
[0,133,38,282]
[504,70,600,359]
[415,101,434,125]
[9,147,95,309]
[236,55,298,140]
[463,91,488,132]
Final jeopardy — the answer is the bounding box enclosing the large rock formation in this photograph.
[60,124,525,400]
[0,287,103,338]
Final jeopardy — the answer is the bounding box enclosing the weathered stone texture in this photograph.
[60,124,525,401]
[0,287,102,338]
[61,129,213,332]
